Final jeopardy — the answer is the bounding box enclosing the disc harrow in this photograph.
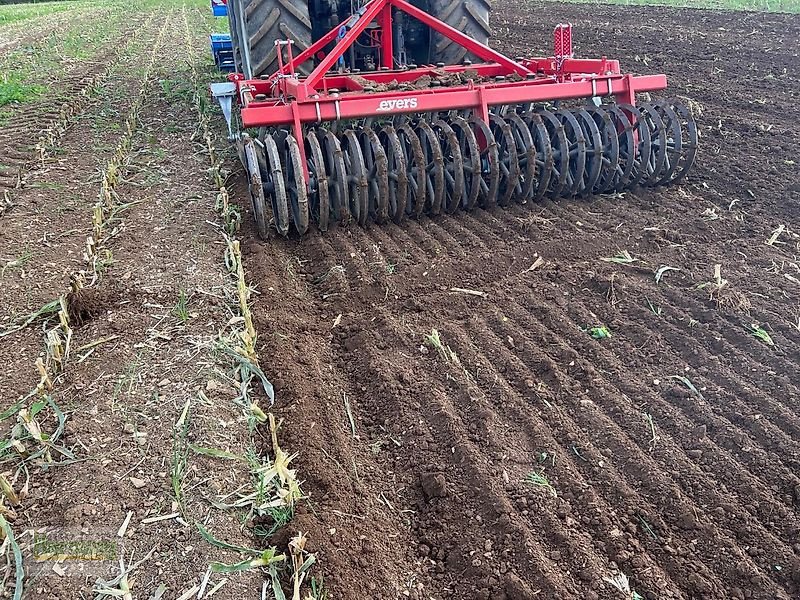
[213,0,700,239]
[243,101,698,236]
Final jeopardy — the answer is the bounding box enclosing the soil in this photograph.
[234,2,800,600]
[0,1,797,599]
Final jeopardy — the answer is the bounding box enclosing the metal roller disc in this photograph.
[397,124,427,218]
[281,134,309,235]
[572,108,603,196]
[321,130,350,224]
[667,100,699,183]
[523,112,553,202]
[555,108,587,197]
[260,134,290,236]
[240,134,269,240]
[341,130,369,226]
[604,104,636,192]
[636,102,667,187]
[504,113,537,203]
[652,100,683,185]
[586,105,619,194]
[448,116,480,211]
[468,115,500,209]
[616,104,652,188]
[416,120,445,216]
[358,128,390,224]
[305,130,329,232]
[433,119,465,214]
[488,114,521,206]
[536,108,569,199]
[377,125,408,223]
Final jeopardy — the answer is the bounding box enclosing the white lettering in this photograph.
[376,97,418,112]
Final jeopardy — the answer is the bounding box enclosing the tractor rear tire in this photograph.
[430,0,491,65]
[227,0,243,72]
[228,0,313,78]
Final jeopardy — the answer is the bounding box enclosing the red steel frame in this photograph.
[226,0,667,184]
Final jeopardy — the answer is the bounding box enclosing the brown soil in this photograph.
[0,1,797,599]
[234,2,800,600]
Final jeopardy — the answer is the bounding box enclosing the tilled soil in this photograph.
[237,3,800,600]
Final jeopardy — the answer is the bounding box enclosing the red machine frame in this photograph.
[226,0,667,183]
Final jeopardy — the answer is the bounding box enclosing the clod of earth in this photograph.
[504,572,540,600]
[420,472,448,499]
[66,285,115,325]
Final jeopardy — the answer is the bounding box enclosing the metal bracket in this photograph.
[210,82,237,139]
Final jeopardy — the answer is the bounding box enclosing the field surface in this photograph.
[0,0,798,599]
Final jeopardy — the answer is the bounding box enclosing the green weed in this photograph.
[748,324,775,346]
[588,325,612,339]
[0,78,42,107]
[171,400,191,511]
[424,328,459,363]
[668,374,704,400]
[172,289,190,323]
[1,248,34,276]
[524,470,557,497]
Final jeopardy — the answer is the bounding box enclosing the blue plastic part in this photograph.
[211,1,228,17]
[210,33,234,72]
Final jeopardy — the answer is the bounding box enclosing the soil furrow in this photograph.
[486,302,799,590]
[470,312,797,598]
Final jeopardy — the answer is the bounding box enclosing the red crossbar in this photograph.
[241,73,665,128]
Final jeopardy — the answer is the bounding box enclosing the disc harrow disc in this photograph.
[449,116,481,211]
[305,130,329,232]
[586,106,619,194]
[281,134,309,235]
[416,120,445,216]
[261,134,290,236]
[602,104,636,192]
[489,114,521,206]
[241,134,269,240]
[377,125,408,223]
[616,104,652,188]
[341,130,369,226]
[469,115,500,209]
[555,108,587,197]
[667,100,699,183]
[434,119,465,214]
[636,102,667,187]
[536,108,569,199]
[523,112,553,202]
[505,113,537,203]
[652,101,683,186]
[397,123,427,218]
[320,130,350,224]
[573,108,602,196]
[359,128,390,224]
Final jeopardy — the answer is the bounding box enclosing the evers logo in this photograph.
[376,98,418,112]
